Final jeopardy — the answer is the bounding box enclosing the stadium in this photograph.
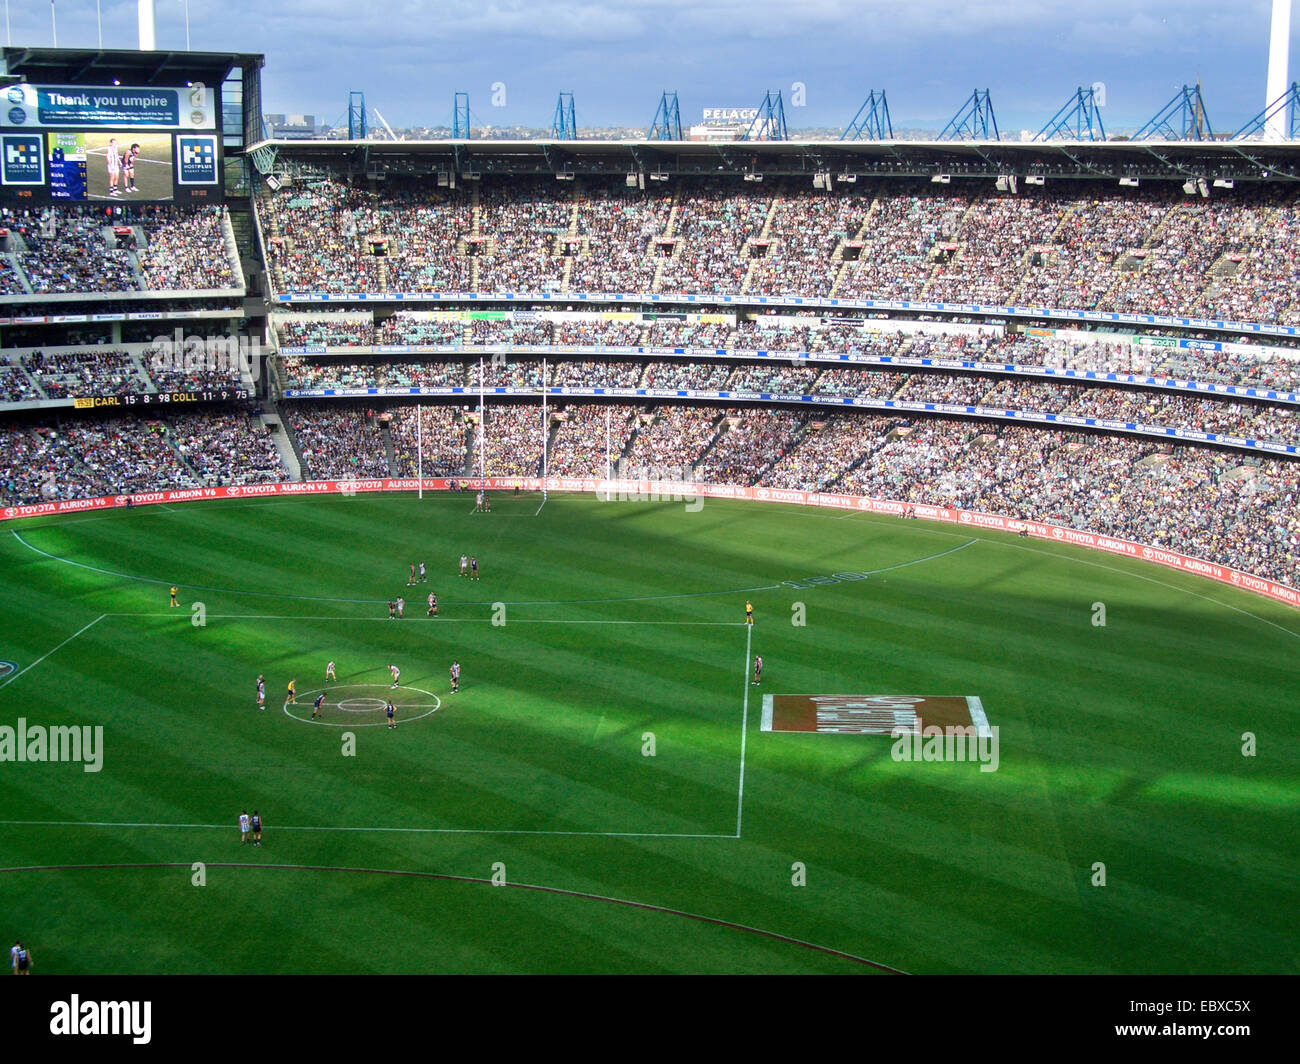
[0,1,1298,985]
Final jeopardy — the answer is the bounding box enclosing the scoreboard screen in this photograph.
[0,86,223,204]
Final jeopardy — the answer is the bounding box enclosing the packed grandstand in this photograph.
[3,163,1299,597]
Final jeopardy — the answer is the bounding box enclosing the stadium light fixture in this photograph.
[1119,176,1140,187]
[1213,178,1235,189]
[1024,175,1045,185]
[837,172,857,183]
[743,172,763,182]
[1182,179,1197,194]
[930,174,951,184]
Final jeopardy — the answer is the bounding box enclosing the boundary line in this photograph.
[0,614,105,691]
[0,861,906,972]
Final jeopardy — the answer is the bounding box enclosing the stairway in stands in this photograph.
[740,189,783,293]
[650,194,682,292]
[560,183,581,292]
[829,186,884,297]
[380,418,398,474]
[470,182,482,291]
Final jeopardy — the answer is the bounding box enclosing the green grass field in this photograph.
[0,490,1296,974]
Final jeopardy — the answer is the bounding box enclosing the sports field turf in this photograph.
[0,490,1296,973]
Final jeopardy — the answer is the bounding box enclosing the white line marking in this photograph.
[761,693,773,733]
[862,538,979,575]
[966,695,993,740]
[736,622,752,839]
[534,493,548,516]
[0,819,733,839]
[0,614,105,690]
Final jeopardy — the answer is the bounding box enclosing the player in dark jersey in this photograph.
[123,143,141,192]
[450,660,460,693]
[250,810,262,846]
[752,655,763,686]
[408,563,416,586]
[388,599,396,620]
[312,693,325,720]
[386,701,397,730]
[470,557,479,581]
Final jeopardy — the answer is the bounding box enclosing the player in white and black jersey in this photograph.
[106,138,121,195]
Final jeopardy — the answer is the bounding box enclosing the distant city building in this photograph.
[265,113,318,138]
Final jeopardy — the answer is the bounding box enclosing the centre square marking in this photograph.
[760,694,991,737]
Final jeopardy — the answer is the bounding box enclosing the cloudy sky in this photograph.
[6,1,1297,132]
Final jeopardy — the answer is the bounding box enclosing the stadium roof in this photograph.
[251,136,1300,183]
[2,46,263,88]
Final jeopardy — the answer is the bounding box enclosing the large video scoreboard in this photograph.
[0,82,222,204]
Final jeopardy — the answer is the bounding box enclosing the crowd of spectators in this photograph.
[389,405,469,477]
[286,405,390,479]
[277,317,374,347]
[622,406,720,472]
[476,404,547,477]
[0,362,41,403]
[547,404,637,477]
[259,174,1300,324]
[137,207,239,291]
[568,186,673,293]
[169,414,285,484]
[281,357,469,392]
[695,409,806,485]
[475,180,573,292]
[375,315,465,346]
[833,189,969,301]
[640,361,733,390]
[654,182,770,296]
[798,417,1300,586]
[23,348,143,398]
[549,360,643,388]
[14,208,137,293]
[763,414,897,491]
[0,423,105,503]
[1,204,238,294]
[746,187,870,297]
[8,400,1295,586]
[0,412,285,502]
